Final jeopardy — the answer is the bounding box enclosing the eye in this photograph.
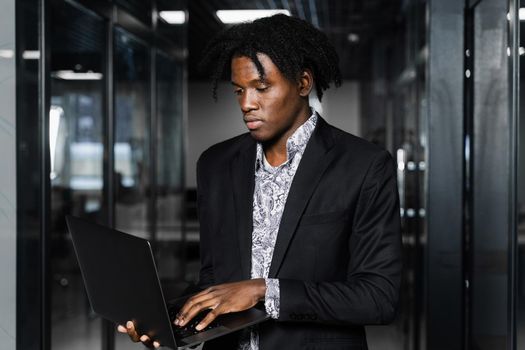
[233,88,243,96]
[256,86,269,92]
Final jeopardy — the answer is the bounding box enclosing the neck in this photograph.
[263,104,311,167]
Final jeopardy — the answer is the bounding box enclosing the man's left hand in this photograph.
[175,279,266,331]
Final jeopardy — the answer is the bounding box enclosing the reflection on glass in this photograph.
[49,2,105,349]
[155,53,185,282]
[114,28,150,238]
[114,26,152,350]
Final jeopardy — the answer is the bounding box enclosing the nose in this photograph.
[239,89,258,114]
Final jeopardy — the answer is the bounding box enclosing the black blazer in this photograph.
[196,117,402,350]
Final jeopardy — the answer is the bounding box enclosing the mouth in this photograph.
[244,118,263,130]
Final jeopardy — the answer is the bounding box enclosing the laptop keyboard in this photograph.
[169,308,220,339]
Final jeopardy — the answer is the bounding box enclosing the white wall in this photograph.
[186,80,361,187]
[0,0,17,348]
[186,82,246,187]
[317,81,361,137]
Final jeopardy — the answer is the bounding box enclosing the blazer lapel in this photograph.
[230,137,257,280]
[268,117,336,277]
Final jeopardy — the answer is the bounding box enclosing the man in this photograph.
[120,14,401,349]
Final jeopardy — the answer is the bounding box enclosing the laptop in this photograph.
[66,215,269,349]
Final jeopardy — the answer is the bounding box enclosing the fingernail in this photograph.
[117,325,126,332]
[140,335,148,342]
[153,341,160,348]
[126,321,133,329]
[195,323,203,331]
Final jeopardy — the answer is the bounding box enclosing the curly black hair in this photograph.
[199,14,342,101]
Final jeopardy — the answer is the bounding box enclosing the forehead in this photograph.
[230,53,281,82]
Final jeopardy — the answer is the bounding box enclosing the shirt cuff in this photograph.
[264,278,280,319]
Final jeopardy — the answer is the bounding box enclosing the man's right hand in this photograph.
[117,321,160,349]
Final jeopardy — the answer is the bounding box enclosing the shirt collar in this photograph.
[256,109,318,171]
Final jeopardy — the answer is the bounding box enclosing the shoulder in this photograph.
[323,121,391,162]
[197,132,253,170]
[322,122,396,187]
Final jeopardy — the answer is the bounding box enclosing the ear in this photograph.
[298,69,314,97]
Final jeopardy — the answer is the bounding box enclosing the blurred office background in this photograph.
[0,0,523,349]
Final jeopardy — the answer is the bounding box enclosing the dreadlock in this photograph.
[199,14,342,101]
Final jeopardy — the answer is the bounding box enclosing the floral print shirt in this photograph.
[238,111,318,350]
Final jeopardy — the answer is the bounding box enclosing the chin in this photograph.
[248,129,268,141]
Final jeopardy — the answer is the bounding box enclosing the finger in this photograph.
[140,334,154,347]
[176,294,218,326]
[176,289,216,319]
[153,341,161,348]
[177,297,218,327]
[126,321,140,342]
[117,325,127,333]
[195,309,221,331]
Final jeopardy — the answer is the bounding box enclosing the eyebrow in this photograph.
[231,78,268,87]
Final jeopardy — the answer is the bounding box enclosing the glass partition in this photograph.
[49,2,106,349]
[155,52,186,288]
[114,27,151,239]
[17,0,188,349]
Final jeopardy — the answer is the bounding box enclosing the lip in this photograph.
[244,117,263,130]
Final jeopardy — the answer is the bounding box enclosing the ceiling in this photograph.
[48,0,404,81]
[187,0,403,80]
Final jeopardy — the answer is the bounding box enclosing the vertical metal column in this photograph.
[150,0,158,249]
[463,7,474,350]
[39,0,51,349]
[102,4,116,350]
[507,0,519,349]
[469,0,512,348]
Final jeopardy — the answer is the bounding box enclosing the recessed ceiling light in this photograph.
[159,11,187,25]
[520,8,525,20]
[216,9,290,24]
[52,70,103,80]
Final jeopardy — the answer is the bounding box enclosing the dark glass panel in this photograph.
[155,52,185,286]
[114,25,152,350]
[49,2,106,349]
[113,27,151,238]
[16,0,43,348]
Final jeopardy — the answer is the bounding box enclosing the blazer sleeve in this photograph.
[195,155,216,290]
[278,150,402,325]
